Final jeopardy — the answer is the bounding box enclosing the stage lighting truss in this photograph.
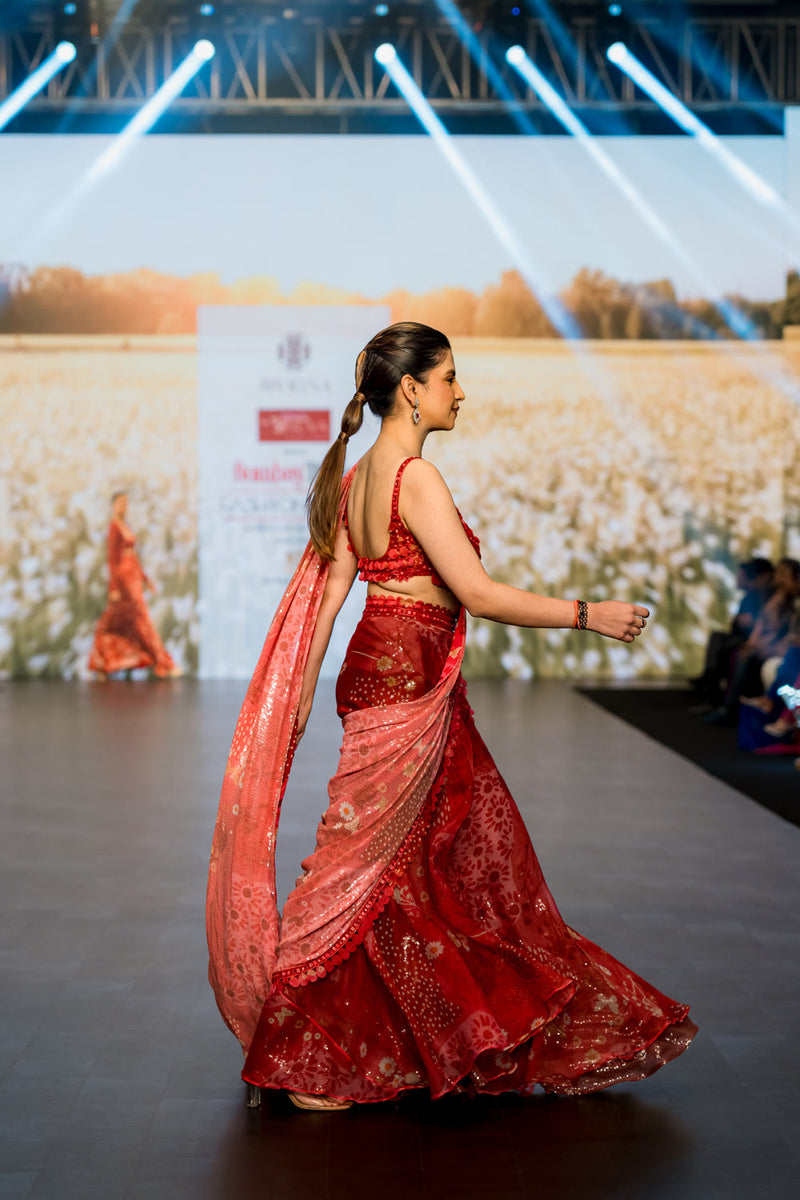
[0,4,798,127]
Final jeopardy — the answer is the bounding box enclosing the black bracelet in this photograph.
[577,600,588,630]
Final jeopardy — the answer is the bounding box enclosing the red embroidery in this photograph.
[348,458,480,589]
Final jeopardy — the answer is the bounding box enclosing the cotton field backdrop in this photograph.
[2,334,798,679]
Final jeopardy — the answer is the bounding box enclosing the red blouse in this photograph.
[347,457,480,589]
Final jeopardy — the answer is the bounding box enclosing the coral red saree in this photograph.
[207,468,696,1102]
[88,523,176,677]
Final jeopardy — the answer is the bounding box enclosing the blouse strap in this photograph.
[390,457,418,524]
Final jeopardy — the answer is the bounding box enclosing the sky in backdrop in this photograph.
[0,131,793,300]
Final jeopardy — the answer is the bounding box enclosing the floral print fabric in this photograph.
[243,599,697,1101]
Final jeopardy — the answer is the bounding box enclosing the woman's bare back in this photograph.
[346,449,459,611]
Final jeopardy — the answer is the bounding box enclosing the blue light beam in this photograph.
[87,38,215,180]
[606,42,780,209]
[34,40,215,247]
[505,45,759,342]
[374,42,581,339]
[0,41,76,133]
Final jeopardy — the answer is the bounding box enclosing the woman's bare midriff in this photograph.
[366,578,459,613]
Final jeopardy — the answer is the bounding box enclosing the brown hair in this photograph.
[306,321,451,559]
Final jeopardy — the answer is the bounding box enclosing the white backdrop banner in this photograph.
[197,304,388,678]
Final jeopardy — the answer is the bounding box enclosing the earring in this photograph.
[412,396,421,425]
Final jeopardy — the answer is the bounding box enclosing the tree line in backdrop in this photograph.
[0,264,796,339]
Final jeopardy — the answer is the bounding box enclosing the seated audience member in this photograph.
[738,609,800,752]
[690,557,773,706]
[704,557,800,725]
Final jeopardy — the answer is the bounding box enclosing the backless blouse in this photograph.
[346,457,480,589]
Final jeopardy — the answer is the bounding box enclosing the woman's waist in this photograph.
[363,592,459,632]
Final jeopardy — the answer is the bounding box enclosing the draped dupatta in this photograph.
[206,467,466,1053]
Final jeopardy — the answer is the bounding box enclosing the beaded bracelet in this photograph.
[572,600,588,630]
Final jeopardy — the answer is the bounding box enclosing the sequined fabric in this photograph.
[347,457,481,588]
[242,599,697,1102]
[206,469,357,1051]
[88,523,176,676]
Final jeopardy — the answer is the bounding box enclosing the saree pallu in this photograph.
[242,595,697,1102]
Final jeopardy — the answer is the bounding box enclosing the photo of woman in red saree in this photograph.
[206,322,697,1112]
[88,492,181,679]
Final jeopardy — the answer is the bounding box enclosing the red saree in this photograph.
[207,470,697,1101]
[88,523,176,677]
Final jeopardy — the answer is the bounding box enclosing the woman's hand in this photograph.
[587,602,649,643]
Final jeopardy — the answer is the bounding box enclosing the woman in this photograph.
[88,491,181,679]
[207,323,697,1112]
[705,558,800,725]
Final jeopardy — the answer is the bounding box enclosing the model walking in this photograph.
[207,322,696,1110]
[88,492,181,679]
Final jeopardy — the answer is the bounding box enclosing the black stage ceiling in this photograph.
[0,0,797,134]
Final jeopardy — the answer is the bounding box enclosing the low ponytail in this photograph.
[307,391,364,560]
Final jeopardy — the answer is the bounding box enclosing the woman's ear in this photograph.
[398,373,417,406]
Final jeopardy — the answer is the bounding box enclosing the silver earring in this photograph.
[412,396,421,425]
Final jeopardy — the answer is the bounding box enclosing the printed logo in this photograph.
[258,410,331,442]
[277,333,311,371]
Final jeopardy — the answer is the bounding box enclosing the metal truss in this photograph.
[0,12,798,128]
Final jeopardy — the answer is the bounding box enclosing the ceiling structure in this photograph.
[1,2,797,133]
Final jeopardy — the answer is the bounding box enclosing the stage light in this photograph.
[35,37,216,245]
[606,42,781,210]
[374,4,389,15]
[0,41,77,133]
[89,38,216,174]
[374,43,579,339]
[608,4,622,15]
[199,3,215,14]
[505,44,763,342]
[63,2,78,14]
[55,41,78,64]
[511,6,521,14]
[375,42,396,66]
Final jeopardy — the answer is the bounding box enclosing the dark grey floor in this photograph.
[1,677,798,1200]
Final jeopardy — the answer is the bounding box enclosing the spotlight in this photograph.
[608,3,622,15]
[55,40,78,64]
[199,3,215,13]
[373,43,578,339]
[63,2,78,13]
[374,3,389,14]
[194,38,216,62]
[375,42,396,65]
[0,41,77,132]
[606,41,781,208]
[511,6,520,14]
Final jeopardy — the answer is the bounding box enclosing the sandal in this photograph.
[287,1090,353,1112]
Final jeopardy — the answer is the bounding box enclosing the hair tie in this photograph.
[338,431,349,444]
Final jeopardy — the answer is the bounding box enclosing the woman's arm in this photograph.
[296,522,358,739]
[402,459,647,644]
[107,524,123,601]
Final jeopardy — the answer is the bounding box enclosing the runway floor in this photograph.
[1,677,798,1200]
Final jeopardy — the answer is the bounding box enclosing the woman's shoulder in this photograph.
[397,456,449,497]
